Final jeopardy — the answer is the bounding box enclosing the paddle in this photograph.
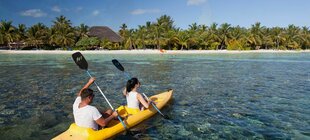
[112,59,170,119]
[72,52,129,131]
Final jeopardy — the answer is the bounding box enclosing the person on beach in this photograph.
[73,77,118,130]
[122,77,152,114]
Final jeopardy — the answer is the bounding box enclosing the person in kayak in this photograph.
[122,77,152,114]
[73,77,118,130]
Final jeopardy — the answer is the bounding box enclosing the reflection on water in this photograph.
[0,52,309,140]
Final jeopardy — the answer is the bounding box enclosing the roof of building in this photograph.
[88,26,123,42]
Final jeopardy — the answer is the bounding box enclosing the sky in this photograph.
[0,0,309,31]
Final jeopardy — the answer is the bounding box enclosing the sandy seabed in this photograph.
[0,49,309,54]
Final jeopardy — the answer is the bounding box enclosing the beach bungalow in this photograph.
[8,41,27,50]
[88,26,123,50]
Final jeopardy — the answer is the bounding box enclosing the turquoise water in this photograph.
[0,52,309,140]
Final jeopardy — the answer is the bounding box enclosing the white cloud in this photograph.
[76,7,83,12]
[52,6,61,12]
[187,0,206,6]
[131,9,161,15]
[20,9,47,17]
[92,10,100,16]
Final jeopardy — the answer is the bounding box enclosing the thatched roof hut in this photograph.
[88,26,123,43]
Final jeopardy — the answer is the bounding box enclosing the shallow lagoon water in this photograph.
[0,52,309,140]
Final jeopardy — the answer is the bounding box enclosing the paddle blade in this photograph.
[72,52,88,70]
[112,59,125,71]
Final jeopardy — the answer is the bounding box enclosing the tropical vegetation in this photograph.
[0,15,309,50]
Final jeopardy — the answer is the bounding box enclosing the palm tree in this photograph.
[217,23,232,50]
[157,15,174,31]
[165,30,180,50]
[136,25,147,49]
[16,24,27,42]
[153,15,175,49]
[53,15,72,28]
[178,30,190,50]
[75,23,89,40]
[50,15,75,49]
[119,23,127,38]
[300,26,310,49]
[26,23,48,49]
[196,31,211,50]
[119,23,128,49]
[153,23,163,49]
[144,21,155,48]
[248,22,264,50]
[124,29,135,50]
[270,27,285,50]
[227,26,248,50]
[208,23,221,50]
[0,20,16,49]
[55,28,75,49]
[186,24,200,49]
[189,23,199,32]
[283,24,301,50]
[200,24,208,33]
[261,28,273,49]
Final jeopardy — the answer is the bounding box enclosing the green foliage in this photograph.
[76,37,100,49]
[227,40,243,50]
[26,23,49,49]
[278,46,287,50]
[0,20,16,45]
[210,42,220,50]
[50,15,75,49]
[1,15,310,50]
[100,39,113,50]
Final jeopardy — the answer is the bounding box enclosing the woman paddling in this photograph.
[122,78,152,115]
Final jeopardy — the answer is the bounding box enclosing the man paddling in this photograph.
[73,77,118,130]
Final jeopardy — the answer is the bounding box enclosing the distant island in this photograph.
[1,15,309,51]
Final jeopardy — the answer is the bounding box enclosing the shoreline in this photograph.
[0,49,310,54]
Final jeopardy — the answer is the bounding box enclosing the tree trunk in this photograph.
[220,40,225,50]
[157,39,160,50]
[8,43,11,50]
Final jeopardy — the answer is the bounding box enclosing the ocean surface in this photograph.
[0,52,309,140]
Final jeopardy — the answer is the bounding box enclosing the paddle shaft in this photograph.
[72,52,129,131]
[86,71,128,130]
[123,72,131,80]
[142,93,166,117]
[112,59,168,118]
[86,71,115,110]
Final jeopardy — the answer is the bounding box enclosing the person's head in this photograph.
[126,77,140,92]
[81,88,95,104]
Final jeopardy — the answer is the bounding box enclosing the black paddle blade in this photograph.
[112,59,124,71]
[72,52,88,70]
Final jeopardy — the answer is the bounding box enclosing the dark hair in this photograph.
[126,78,139,93]
[81,88,94,100]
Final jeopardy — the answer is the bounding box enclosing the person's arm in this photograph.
[95,111,118,127]
[77,77,95,96]
[137,93,151,109]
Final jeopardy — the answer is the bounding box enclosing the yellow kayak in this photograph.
[52,89,173,140]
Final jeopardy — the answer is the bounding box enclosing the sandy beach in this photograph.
[0,49,309,54]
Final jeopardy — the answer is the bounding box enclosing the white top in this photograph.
[126,91,140,109]
[73,97,102,130]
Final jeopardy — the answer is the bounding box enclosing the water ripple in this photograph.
[0,53,309,139]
